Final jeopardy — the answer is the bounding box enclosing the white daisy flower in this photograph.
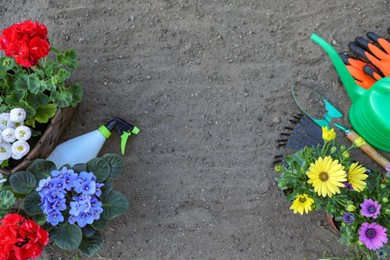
[0,113,15,130]
[10,108,26,123]
[1,128,16,143]
[15,126,32,141]
[11,140,30,158]
[0,142,12,160]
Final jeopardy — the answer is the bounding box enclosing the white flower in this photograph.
[0,142,12,160]
[10,108,26,123]
[15,126,32,141]
[0,113,15,130]
[0,172,6,184]
[11,140,30,159]
[1,128,16,143]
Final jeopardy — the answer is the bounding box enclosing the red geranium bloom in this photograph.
[0,20,50,67]
[0,214,49,260]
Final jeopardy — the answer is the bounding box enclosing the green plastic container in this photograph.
[310,33,390,152]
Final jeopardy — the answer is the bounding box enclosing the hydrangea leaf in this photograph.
[56,49,78,70]
[27,74,43,94]
[9,171,37,195]
[32,214,47,226]
[34,104,57,124]
[72,163,87,173]
[102,153,125,179]
[101,181,113,194]
[91,216,108,230]
[64,83,83,107]
[27,159,57,182]
[23,191,42,215]
[81,226,96,238]
[0,190,16,209]
[78,230,103,256]
[50,90,72,108]
[101,190,129,220]
[86,158,110,183]
[54,223,83,250]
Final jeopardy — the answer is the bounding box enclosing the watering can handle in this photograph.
[310,33,366,101]
[345,129,390,170]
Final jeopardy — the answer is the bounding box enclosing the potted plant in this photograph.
[0,153,129,258]
[0,20,83,174]
[275,127,390,259]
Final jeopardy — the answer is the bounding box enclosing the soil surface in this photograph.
[2,0,390,259]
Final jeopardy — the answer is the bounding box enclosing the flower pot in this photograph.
[0,106,78,175]
[325,213,340,233]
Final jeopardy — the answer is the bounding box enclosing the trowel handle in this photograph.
[345,130,390,170]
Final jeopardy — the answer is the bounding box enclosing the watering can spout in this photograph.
[310,33,366,101]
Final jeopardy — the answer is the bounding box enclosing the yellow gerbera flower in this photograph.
[347,162,368,192]
[290,194,314,215]
[321,127,336,141]
[306,156,346,197]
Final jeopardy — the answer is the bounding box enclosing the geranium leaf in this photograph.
[64,83,83,107]
[54,223,83,250]
[57,68,71,82]
[101,190,129,220]
[78,230,103,256]
[0,190,16,209]
[18,103,36,119]
[0,57,14,71]
[50,90,72,108]
[102,153,124,179]
[5,89,25,105]
[14,74,28,90]
[0,68,7,79]
[86,158,110,183]
[9,171,37,194]
[26,92,50,108]
[34,104,57,123]
[23,191,42,215]
[27,74,42,94]
[27,159,57,181]
[56,49,78,70]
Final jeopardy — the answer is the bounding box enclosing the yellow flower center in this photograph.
[319,171,329,181]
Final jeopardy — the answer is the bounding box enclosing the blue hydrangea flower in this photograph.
[36,177,52,192]
[95,183,104,197]
[47,209,64,226]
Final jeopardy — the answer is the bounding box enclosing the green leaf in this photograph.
[56,49,79,69]
[86,158,110,183]
[57,68,71,82]
[81,225,96,237]
[72,163,87,173]
[27,74,43,94]
[0,190,16,209]
[34,104,57,123]
[0,68,7,79]
[27,159,57,181]
[91,217,108,230]
[14,74,28,90]
[26,92,50,108]
[101,181,113,194]
[9,171,36,194]
[78,230,103,256]
[101,190,129,220]
[54,223,83,250]
[5,89,25,105]
[50,90,72,108]
[32,214,47,226]
[64,83,83,107]
[18,103,36,120]
[102,154,124,179]
[0,57,15,70]
[23,191,42,215]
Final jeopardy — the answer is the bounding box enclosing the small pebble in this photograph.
[272,117,280,123]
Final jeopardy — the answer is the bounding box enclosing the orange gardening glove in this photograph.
[340,54,381,89]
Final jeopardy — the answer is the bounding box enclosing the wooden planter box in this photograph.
[0,106,78,175]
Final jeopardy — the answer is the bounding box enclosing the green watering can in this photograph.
[310,33,390,152]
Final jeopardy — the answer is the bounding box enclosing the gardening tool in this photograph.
[292,84,390,171]
[310,33,390,152]
[273,113,323,165]
[46,117,140,168]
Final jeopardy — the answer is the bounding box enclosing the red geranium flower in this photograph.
[0,213,49,260]
[0,20,50,67]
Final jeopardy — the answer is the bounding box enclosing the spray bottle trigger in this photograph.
[120,131,131,155]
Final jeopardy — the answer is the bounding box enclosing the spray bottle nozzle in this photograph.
[99,117,140,155]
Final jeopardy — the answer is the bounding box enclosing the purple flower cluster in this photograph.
[36,167,104,227]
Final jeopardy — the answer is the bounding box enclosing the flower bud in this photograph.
[330,146,337,153]
[381,184,387,189]
[342,151,350,159]
[274,165,282,172]
[382,198,389,203]
[346,204,356,212]
[385,208,390,215]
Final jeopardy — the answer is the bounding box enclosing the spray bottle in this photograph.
[46,117,140,168]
